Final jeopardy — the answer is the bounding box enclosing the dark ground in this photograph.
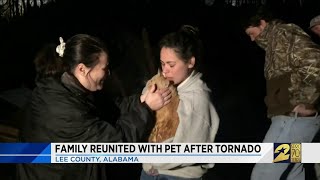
[1,0,320,179]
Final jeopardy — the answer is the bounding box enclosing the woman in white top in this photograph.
[141,25,220,180]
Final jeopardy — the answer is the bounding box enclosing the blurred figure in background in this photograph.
[310,15,320,37]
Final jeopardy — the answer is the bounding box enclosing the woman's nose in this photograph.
[162,66,169,73]
[162,71,166,78]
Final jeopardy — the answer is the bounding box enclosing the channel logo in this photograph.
[273,143,301,163]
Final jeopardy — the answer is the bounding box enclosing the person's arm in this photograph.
[39,92,154,143]
[112,85,172,142]
[114,94,155,142]
[280,24,320,115]
[117,83,171,110]
[51,99,153,143]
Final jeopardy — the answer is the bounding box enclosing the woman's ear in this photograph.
[188,57,195,68]
[75,63,89,76]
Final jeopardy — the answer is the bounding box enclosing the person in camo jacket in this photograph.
[309,14,320,180]
[243,8,320,180]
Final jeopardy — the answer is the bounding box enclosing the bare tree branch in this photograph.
[0,0,55,19]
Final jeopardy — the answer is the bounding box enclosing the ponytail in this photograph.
[34,43,65,78]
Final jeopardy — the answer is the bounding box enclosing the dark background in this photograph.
[1,0,320,179]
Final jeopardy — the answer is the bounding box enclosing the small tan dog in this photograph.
[146,72,180,143]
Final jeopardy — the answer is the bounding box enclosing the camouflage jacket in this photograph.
[255,20,320,115]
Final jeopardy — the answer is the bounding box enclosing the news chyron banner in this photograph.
[0,143,318,163]
[51,143,271,163]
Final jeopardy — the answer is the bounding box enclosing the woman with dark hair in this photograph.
[16,34,172,180]
[140,25,220,180]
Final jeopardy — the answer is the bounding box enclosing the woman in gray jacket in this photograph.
[141,25,220,180]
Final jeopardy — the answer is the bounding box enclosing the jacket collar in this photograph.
[177,70,202,92]
[255,20,281,50]
[61,72,91,97]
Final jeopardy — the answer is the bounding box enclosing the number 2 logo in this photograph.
[273,144,290,163]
